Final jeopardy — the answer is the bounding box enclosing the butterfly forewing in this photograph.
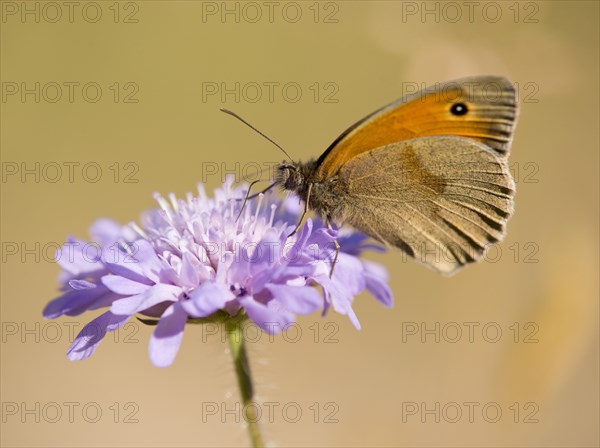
[317,76,517,179]
[336,136,515,274]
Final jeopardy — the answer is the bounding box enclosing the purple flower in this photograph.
[43,178,392,367]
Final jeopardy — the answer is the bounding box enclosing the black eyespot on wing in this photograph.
[450,103,468,116]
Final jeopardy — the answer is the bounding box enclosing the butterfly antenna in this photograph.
[220,108,294,162]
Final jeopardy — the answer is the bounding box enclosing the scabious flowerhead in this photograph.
[43,178,392,367]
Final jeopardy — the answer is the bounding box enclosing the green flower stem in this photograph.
[225,319,264,448]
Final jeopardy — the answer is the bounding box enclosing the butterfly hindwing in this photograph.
[335,136,515,274]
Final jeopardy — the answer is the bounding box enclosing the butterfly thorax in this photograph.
[275,160,346,221]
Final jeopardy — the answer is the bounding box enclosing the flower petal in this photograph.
[67,311,130,360]
[178,252,200,288]
[102,274,152,295]
[89,218,125,246]
[43,285,118,318]
[334,296,361,330]
[102,243,149,283]
[132,239,165,283]
[331,253,366,295]
[306,226,338,255]
[181,281,234,317]
[363,260,393,308]
[110,283,181,315]
[239,296,295,333]
[68,279,97,290]
[338,232,385,255]
[265,283,322,314]
[315,272,361,330]
[285,218,313,260]
[56,237,104,279]
[249,229,281,274]
[148,302,188,368]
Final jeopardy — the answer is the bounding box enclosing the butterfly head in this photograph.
[275,161,305,193]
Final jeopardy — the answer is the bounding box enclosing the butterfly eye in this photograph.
[450,103,468,116]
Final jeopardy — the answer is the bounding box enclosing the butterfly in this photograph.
[226,76,518,275]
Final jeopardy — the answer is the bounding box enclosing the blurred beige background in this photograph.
[1,1,598,447]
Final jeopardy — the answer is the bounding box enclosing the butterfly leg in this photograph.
[289,182,313,237]
[235,178,262,222]
[235,180,278,222]
[326,219,340,278]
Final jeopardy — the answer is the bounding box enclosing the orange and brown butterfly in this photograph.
[227,76,518,275]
